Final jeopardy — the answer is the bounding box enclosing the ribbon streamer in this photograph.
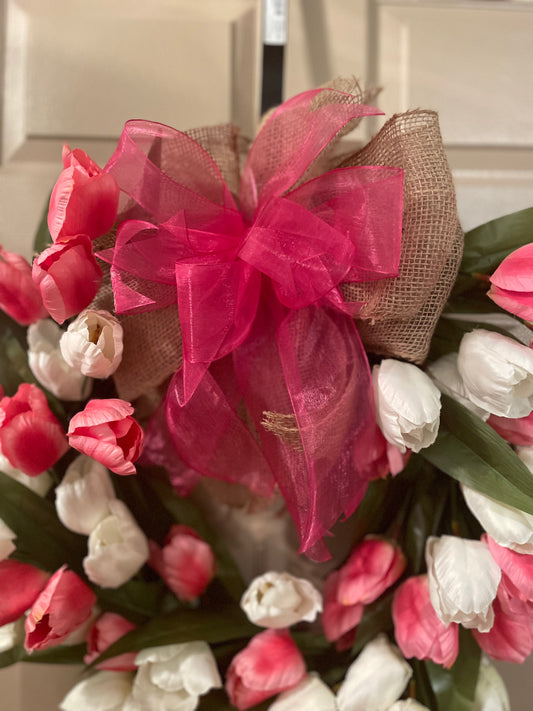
[100,87,404,559]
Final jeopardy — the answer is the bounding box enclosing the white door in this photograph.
[1,1,532,708]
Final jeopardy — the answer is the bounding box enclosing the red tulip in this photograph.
[32,235,102,324]
[0,560,50,626]
[226,629,306,710]
[25,565,96,652]
[84,612,137,671]
[148,525,215,602]
[68,398,143,475]
[0,246,47,325]
[392,575,459,668]
[48,145,119,242]
[0,383,68,476]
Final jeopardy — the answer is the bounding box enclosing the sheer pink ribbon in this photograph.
[100,88,403,560]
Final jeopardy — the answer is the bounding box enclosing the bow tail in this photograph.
[234,297,381,561]
[165,357,275,500]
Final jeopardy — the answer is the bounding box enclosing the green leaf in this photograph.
[351,593,394,657]
[425,628,480,711]
[112,470,174,543]
[421,395,533,514]
[0,471,86,574]
[411,659,438,711]
[33,195,53,254]
[403,463,449,575]
[95,579,171,624]
[148,477,245,603]
[93,606,257,666]
[461,206,533,275]
[0,642,86,669]
[198,691,270,711]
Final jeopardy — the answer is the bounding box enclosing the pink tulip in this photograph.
[321,570,364,650]
[488,243,533,321]
[25,565,96,652]
[68,398,143,475]
[226,629,306,710]
[485,534,533,601]
[392,575,459,668]
[0,560,50,626]
[32,235,102,324]
[0,383,68,476]
[488,412,533,446]
[473,577,533,663]
[48,145,119,242]
[0,246,48,325]
[84,612,137,671]
[148,524,215,602]
[336,536,406,606]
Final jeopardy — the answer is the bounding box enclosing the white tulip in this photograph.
[461,483,533,554]
[27,319,92,401]
[372,360,441,453]
[267,674,337,710]
[60,671,133,711]
[389,702,430,711]
[337,634,412,711]
[426,353,489,421]
[0,619,24,653]
[83,499,149,589]
[128,642,221,710]
[0,518,16,561]
[55,454,116,535]
[473,655,510,711]
[60,309,123,379]
[241,571,322,629]
[517,445,533,474]
[457,329,533,418]
[0,452,52,496]
[425,536,501,632]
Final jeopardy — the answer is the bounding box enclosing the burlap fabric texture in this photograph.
[93,78,463,404]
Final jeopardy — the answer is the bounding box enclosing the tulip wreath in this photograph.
[1,78,533,710]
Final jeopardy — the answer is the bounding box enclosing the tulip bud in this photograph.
[392,575,459,668]
[0,559,50,626]
[32,235,103,324]
[457,329,533,418]
[0,245,47,325]
[55,454,116,535]
[148,525,215,602]
[226,629,306,710]
[68,398,143,476]
[488,242,533,322]
[28,319,92,401]
[0,519,16,561]
[473,655,510,710]
[426,536,501,632]
[60,310,123,379]
[129,642,221,710]
[426,352,489,420]
[25,565,96,652]
[372,360,441,453]
[0,383,68,477]
[0,452,53,497]
[83,499,149,589]
[48,144,119,243]
[241,571,322,629]
[60,671,133,711]
[461,483,533,554]
[336,634,412,711]
[267,674,337,710]
[488,411,533,446]
[84,612,137,672]
[389,702,430,711]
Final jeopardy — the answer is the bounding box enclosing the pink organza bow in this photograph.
[101,88,403,560]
